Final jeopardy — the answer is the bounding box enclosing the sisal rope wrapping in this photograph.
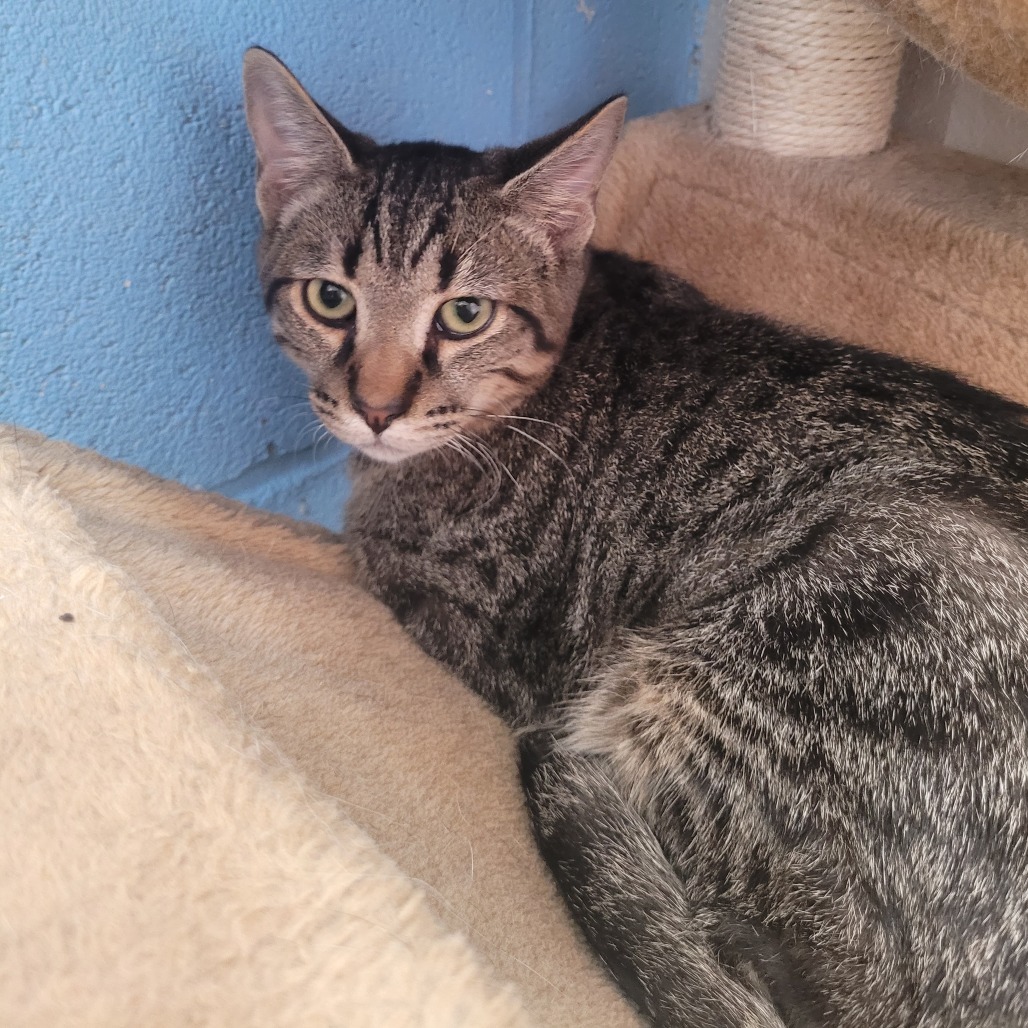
[711,0,905,157]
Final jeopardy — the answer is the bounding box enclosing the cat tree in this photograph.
[712,0,904,157]
[3,2,1027,1026]
[595,0,1028,408]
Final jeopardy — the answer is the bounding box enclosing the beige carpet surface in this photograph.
[594,105,1028,406]
[0,425,636,1028]
[869,0,1028,108]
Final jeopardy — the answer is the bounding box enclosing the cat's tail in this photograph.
[519,730,785,1028]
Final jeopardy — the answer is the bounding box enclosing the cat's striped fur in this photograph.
[244,48,1028,1026]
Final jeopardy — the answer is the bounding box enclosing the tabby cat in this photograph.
[243,47,1028,1027]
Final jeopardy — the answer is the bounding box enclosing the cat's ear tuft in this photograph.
[242,47,359,225]
[501,96,627,253]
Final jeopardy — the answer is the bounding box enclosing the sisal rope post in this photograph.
[711,0,905,157]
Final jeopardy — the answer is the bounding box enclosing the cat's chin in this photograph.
[353,436,438,464]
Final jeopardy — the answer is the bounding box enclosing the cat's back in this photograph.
[547,252,1028,642]
[570,252,1028,492]
[560,254,1028,1025]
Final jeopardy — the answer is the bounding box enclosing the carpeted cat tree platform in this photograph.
[3,1,1027,1025]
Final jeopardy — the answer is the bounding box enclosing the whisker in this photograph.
[445,437,487,477]
[464,433,518,491]
[255,393,310,407]
[453,433,508,511]
[465,409,582,444]
[312,423,335,461]
[465,439,507,506]
[451,440,502,514]
[497,423,572,476]
[281,409,321,436]
[460,450,503,514]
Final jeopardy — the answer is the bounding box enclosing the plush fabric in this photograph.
[0,427,553,1027]
[4,105,1028,1027]
[0,425,636,1027]
[868,0,1028,109]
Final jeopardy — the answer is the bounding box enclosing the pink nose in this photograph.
[352,395,411,434]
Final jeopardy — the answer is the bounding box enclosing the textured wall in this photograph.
[2,0,708,528]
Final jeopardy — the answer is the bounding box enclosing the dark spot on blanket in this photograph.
[59,612,75,622]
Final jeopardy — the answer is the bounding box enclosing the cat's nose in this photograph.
[352,394,411,434]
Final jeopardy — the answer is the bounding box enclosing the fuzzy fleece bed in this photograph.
[4,7,1028,1025]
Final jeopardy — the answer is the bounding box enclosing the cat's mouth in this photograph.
[344,423,453,464]
[315,404,464,464]
[358,436,415,464]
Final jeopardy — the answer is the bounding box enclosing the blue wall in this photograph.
[2,0,708,529]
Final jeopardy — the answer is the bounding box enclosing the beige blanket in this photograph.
[3,100,1027,1026]
[0,424,633,1027]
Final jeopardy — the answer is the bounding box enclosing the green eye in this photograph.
[304,279,356,323]
[436,297,495,338]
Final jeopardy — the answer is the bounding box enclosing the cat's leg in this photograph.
[519,730,784,1028]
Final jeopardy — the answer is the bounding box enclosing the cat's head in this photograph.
[243,48,625,463]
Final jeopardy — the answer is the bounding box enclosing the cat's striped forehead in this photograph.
[260,143,499,288]
[347,143,491,277]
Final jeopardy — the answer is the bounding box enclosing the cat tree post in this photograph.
[711,0,905,157]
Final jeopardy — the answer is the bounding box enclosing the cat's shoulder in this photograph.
[586,248,1028,431]
[587,248,709,311]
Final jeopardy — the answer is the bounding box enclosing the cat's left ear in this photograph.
[501,96,627,253]
[243,47,362,225]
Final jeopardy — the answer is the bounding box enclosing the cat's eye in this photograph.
[304,279,356,324]
[435,297,495,338]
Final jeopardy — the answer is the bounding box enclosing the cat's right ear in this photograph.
[500,96,627,255]
[242,48,359,225]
